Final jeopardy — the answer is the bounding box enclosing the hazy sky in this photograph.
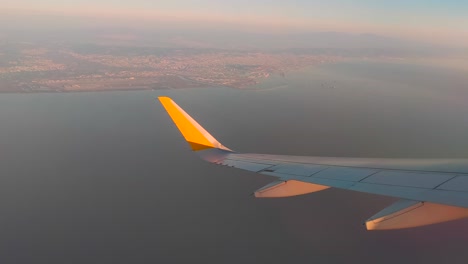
[3,0,468,47]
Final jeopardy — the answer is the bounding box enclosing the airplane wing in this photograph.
[158,97,468,230]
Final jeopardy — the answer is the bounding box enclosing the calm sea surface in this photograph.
[1,60,468,263]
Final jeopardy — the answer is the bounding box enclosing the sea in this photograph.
[1,59,468,263]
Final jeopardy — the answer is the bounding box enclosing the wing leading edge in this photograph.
[158,97,468,230]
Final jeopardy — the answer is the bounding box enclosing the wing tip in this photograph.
[158,96,172,102]
[158,96,232,152]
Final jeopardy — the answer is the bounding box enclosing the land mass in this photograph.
[0,42,343,93]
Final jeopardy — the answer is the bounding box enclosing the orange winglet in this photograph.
[158,97,231,151]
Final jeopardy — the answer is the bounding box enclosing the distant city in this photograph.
[1,32,461,93]
[0,41,349,92]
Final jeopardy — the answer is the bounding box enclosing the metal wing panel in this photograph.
[266,164,327,177]
[436,176,468,192]
[349,182,428,200]
[419,189,468,208]
[300,176,359,189]
[361,171,455,189]
[311,167,379,182]
[261,170,468,208]
[221,159,275,172]
[216,152,468,208]
[229,153,468,174]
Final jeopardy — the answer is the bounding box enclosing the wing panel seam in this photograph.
[233,157,468,175]
[358,170,382,182]
[308,167,330,177]
[224,158,276,166]
[432,175,459,190]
